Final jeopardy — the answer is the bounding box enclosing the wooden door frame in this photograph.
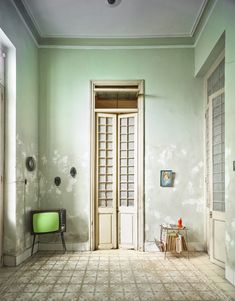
[204,51,225,264]
[90,80,144,251]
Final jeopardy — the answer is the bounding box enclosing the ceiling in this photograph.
[20,0,208,39]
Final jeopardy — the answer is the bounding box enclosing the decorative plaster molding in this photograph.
[12,0,216,48]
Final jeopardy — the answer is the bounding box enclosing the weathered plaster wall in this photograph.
[195,0,235,286]
[39,48,204,249]
[0,0,38,260]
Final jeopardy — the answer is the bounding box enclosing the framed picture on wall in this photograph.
[160,170,173,187]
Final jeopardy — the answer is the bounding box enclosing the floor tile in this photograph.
[0,250,234,301]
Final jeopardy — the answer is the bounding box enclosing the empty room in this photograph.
[0,0,235,300]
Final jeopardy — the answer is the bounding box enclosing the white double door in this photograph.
[96,113,137,250]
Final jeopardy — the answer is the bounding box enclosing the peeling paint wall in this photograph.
[39,150,89,245]
[39,48,204,249]
[0,0,38,259]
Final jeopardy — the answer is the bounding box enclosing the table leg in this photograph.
[185,229,189,259]
[164,228,168,260]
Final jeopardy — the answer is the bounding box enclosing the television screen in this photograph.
[33,212,59,233]
[31,209,66,234]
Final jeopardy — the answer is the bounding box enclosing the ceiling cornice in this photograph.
[192,0,217,43]
[11,0,40,44]
[12,0,216,48]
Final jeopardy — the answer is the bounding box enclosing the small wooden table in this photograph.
[160,224,189,259]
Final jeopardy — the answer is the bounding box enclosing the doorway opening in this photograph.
[205,52,225,267]
[0,47,5,265]
[90,80,144,251]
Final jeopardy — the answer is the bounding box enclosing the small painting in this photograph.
[160,170,173,187]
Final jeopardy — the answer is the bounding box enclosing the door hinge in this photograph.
[209,211,213,218]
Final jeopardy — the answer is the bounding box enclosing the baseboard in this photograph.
[145,241,206,252]
[188,242,206,251]
[225,264,235,286]
[38,242,90,252]
[3,243,38,266]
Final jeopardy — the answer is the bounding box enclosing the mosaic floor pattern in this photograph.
[0,250,234,300]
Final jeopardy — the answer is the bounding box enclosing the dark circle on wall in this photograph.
[54,177,61,186]
[26,156,36,171]
[70,167,77,178]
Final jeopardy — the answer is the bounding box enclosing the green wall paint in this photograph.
[39,48,204,249]
[195,0,235,285]
[4,0,234,268]
[0,0,38,259]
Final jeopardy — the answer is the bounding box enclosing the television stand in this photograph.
[31,232,67,255]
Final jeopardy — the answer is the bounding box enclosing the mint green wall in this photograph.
[0,0,38,260]
[39,48,204,249]
[195,0,235,285]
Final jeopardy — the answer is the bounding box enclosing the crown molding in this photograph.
[12,0,216,48]
[192,0,217,44]
[12,0,40,45]
[38,36,194,48]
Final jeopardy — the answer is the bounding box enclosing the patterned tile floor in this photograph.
[0,250,235,301]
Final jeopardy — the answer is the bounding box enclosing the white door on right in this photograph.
[207,89,226,267]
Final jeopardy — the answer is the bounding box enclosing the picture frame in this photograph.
[160,170,173,187]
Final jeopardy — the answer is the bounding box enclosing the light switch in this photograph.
[233,161,235,171]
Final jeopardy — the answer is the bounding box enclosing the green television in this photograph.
[30,209,66,255]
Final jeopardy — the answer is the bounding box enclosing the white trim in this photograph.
[0,85,4,265]
[94,88,139,93]
[190,0,208,36]
[194,0,219,47]
[204,50,225,81]
[38,44,194,50]
[90,80,144,252]
[10,0,217,49]
[225,264,235,286]
[21,0,43,37]
[204,54,225,266]
[11,0,39,47]
[39,33,191,39]
[3,243,38,266]
[95,109,138,113]
[0,29,17,267]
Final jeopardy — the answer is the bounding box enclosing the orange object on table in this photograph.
[178,218,183,228]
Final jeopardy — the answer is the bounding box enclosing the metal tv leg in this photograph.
[31,234,36,256]
[61,232,67,253]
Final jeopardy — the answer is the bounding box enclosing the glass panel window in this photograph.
[212,96,225,212]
